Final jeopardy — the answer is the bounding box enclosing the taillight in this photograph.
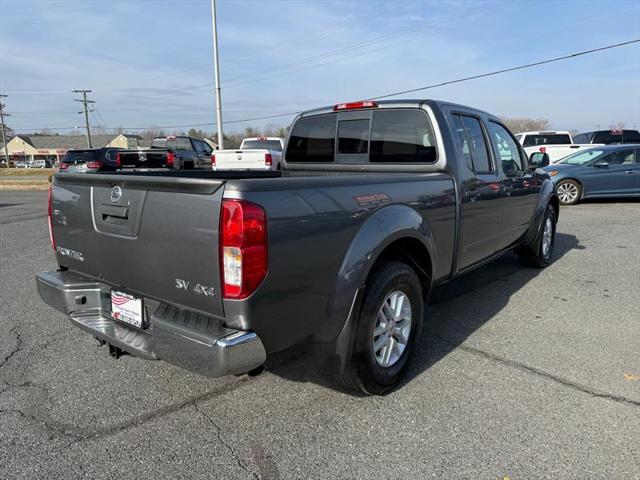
[86,161,102,169]
[59,163,68,170]
[211,154,216,167]
[333,100,378,111]
[47,185,56,250]
[264,153,272,167]
[220,199,268,299]
[167,151,175,167]
[116,152,121,168]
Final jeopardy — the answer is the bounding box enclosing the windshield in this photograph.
[242,140,282,151]
[559,149,605,165]
[62,150,97,164]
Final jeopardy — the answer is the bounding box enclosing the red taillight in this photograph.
[166,151,175,167]
[86,161,101,169]
[220,199,268,299]
[264,153,272,167]
[211,154,216,167]
[539,147,546,153]
[116,152,121,168]
[59,163,68,170]
[48,185,56,250]
[333,100,378,111]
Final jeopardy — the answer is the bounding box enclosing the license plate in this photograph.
[111,290,145,328]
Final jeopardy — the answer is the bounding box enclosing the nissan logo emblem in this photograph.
[110,186,122,203]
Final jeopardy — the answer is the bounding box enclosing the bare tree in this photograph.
[500,117,551,133]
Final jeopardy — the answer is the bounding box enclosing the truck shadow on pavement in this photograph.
[270,232,583,395]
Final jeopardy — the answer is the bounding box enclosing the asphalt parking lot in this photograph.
[1,190,639,479]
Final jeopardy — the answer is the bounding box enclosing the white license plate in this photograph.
[111,290,144,328]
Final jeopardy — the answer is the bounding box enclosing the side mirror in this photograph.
[529,152,550,169]
[594,162,609,168]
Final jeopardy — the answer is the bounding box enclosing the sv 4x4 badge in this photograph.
[175,279,216,297]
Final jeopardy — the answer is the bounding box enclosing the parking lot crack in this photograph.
[0,408,83,441]
[0,326,23,371]
[429,331,640,408]
[193,403,260,479]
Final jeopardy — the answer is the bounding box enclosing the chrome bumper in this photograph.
[35,270,266,377]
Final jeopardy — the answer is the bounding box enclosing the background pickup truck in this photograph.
[118,135,214,170]
[37,99,558,395]
[212,136,284,170]
[516,130,602,164]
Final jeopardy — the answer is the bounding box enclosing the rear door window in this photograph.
[369,109,436,163]
[286,114,336,163]
[451,114,492,173]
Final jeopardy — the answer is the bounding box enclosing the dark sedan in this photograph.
[543,145,640,205]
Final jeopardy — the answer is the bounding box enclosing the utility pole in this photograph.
[0,95,9,166]
[73,89,95,148]
[210,0,224,149]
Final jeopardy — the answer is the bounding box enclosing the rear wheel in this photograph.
[518,204,557,268]
[340,261,423,395]
[556,179,581,205]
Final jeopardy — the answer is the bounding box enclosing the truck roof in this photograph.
[516,131,571,136]
[297,99,496,120]
[242,137,283,141]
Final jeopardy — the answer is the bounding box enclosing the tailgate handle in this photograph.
[101,204,129,220]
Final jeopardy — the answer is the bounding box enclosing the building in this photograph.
[0,133,142,165]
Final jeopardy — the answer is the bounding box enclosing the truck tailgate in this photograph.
[214,149,270,170]
[51,173,226,318]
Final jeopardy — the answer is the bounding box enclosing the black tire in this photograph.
[340,261,423,395]
[556,179,581,205]
[518,204,557,268]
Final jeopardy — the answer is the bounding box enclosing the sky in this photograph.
[1,0,639,135]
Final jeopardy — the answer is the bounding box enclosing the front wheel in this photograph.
[518,204,557,268]
[340,261,423,395]
[556,179,581,205]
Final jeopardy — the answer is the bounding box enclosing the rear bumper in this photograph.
[35,270,266,377]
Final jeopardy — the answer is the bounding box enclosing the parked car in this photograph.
[540,144,640,205]
[14,161,28,168]
[37,99,559,395]
[212,136,284,171]
[516,130,604,164]
[117,135,213,170]
[573,129,640,145]
[31,159,50,168]
[59,148,122,173]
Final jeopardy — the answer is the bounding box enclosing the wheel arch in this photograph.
[309,204,436,373]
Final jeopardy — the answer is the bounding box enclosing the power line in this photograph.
[13,38,640,133]
[369,38,640,100]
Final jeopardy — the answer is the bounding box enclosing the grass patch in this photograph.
[0,168,55,177]
[0,179,50,190]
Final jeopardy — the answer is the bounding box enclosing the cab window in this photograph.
[487,122,524,174]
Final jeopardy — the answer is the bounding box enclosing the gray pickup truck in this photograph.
[37,99,558,394]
